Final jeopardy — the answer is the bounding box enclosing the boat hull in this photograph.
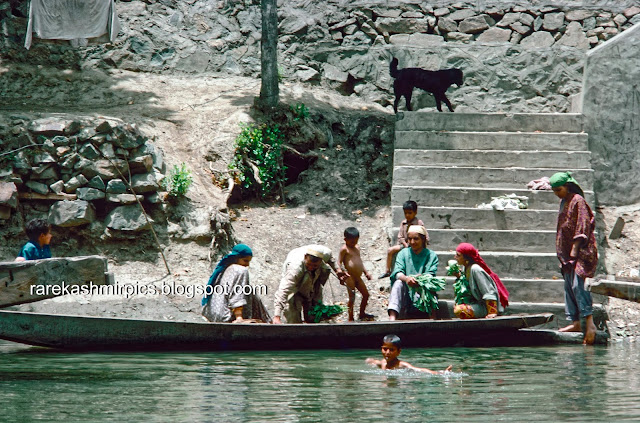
[0,310,554,351]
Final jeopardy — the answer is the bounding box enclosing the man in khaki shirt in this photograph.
[273,245,347,324]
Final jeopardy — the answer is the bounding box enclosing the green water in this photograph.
[1,340,640,422]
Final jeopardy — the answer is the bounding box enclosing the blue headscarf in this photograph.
[201,244,253,306]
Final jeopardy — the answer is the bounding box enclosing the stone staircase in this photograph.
[391,112,605,327]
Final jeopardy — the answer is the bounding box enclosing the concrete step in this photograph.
[427,229,555,253]
[436,300,609,331]
[394,149,591,169]
[391,186,595,209]
[392,206,558,230]
[395,131,589,151]
[436,276,564,303]
[393,166,594,189]
[395,112,585,133]
[433,251,561,279]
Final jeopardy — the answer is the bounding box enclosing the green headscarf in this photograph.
[549,172,579,188]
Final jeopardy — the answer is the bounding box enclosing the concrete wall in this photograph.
[582,23,640,206]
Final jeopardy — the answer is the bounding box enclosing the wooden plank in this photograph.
[18,192,77,201]
[0,256,108,308]
[0,311,555,351]
[588,279,640,303]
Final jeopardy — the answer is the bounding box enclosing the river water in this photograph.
[1,340,639,422]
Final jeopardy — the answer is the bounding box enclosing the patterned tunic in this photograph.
[201,264,271,323]
[556,193,597,278]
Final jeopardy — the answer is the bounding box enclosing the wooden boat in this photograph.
[588,278,640,303]
[0,256,111,308]
[0,310,553,351]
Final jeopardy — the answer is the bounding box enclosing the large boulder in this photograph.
[49,200,95,227]
[105,205,152,231]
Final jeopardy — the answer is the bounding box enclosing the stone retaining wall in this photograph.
[2,1,638,112]
[582,23,640,206]
[0,115,166,232]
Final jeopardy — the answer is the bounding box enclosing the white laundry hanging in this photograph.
[25,0,121,49]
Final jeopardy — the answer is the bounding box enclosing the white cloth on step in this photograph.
[25,0,121,49]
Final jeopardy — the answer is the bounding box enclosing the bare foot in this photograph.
[583,318,597,345]
[559,322,581,332]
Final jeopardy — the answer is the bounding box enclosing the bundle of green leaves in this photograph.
[408,274,446,314]
[309,302,344,323]
[446,260,474,305]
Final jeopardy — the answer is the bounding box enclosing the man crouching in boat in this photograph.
[272,245,347,324]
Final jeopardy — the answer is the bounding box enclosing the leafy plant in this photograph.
[163,162,193,198]
[407,274,446,314]
[291,103,309,121]
[229,123,287,198]
[447,260,474,305]
[309,302,344,323]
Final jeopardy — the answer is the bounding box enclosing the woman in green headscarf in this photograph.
[550,172,597,344]
[201,244,271,323]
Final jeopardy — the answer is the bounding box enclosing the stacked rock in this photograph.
[0,116,166,231]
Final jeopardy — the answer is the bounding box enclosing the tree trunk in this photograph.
[259,0,279,108]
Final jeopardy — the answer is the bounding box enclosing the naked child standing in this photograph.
[338,227,374,321]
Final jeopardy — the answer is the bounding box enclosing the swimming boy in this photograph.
[380,200,426,279]
[365,334,452,374]
[15,218,52,262]
[338,227,374,321]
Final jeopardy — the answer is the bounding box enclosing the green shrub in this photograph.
[163,163,193,198]
[229,123,286,198]
[291,103,309,121]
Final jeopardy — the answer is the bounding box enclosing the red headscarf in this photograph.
[456,243,509,307]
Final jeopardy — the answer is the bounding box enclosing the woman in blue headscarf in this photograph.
[201,244,271,323]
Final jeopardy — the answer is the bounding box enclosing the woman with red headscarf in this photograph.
[452,243,509,319]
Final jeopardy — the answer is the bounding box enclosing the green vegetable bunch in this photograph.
[163,163,193,198]
[309,302,344,323]
[447,260,474,305]
[407,274,446,314]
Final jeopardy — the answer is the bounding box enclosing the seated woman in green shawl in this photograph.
[387,225,439,320]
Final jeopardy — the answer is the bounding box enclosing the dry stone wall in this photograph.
[1,1,638,112]
[0,115,166,232]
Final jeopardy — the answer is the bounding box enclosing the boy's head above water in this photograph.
[381,334,402,361]
[402,200,418,221]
